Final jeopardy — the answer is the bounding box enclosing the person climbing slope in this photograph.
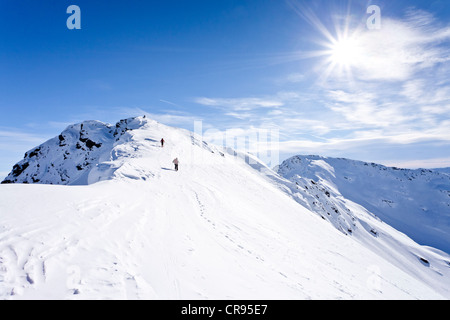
[173,158,179,171]
[160,138,165,148]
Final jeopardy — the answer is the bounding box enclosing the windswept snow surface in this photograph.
[1,117,449,299]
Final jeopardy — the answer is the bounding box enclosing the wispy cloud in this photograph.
[102,106,201,128]
[0,171,8,180]
[159,99,184,108]
[0,128,54,174]
[195,97,284,111]
[0,129,50,150]
[383,157,450,169]
[274,73,306,85]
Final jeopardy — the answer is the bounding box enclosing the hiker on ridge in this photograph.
[173,158,179,171]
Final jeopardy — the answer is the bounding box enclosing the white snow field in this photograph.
[0,117,449,300]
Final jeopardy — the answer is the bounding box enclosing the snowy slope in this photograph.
[1,117,449,299]
[277,155,450,254]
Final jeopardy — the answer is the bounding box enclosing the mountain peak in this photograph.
[1,116,226,186]
[1,116,169,185]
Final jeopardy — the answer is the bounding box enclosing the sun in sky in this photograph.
[317,33,364,84]
[287,1,370,84]
[314,18,367,84]
[327,34,363,71]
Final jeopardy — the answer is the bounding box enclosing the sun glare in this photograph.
[289,1,368,83]
[316,31,365,83]
[329,37,361,67]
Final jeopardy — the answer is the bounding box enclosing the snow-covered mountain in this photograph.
[276,155,450,254]
[1,117,449,299]
[436,167,450,176]
[1,117,223,186]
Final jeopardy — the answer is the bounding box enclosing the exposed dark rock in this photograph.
[85,139,102,149]
[59,134,66,146]
[12,162,30,177]
[29,148,41,158]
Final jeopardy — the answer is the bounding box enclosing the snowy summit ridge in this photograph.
[2,116,223,186]
[1,116,450,299]
[2,117,151,185]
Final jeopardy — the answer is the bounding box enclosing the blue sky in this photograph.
[1,0,450,176]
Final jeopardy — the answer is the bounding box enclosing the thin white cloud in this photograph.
[195,97,284,111]
[113,106,201,128]
[0,129,54,174]
[224,112,253,120]
[275,73,306,85]
[159,99,184,108]
[0,171,8,180]
[146,112,200,127]
[326,89,418,128]
[384,157,450,169]
[0,129,50,148]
